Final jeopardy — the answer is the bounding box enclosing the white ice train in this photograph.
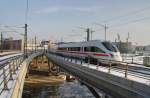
[57,40,122,63]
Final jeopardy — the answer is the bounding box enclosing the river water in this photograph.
[22,57,95,98]
[22,79,95,98]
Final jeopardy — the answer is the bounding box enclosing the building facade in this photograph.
[0,38,22,50]
[113,41,134,53]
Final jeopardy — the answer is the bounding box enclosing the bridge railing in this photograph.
[0,54,24,95]
[49,50,150,67]
[48,51,150,85]
[0,50,46,98]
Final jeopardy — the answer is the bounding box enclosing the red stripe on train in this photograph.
[93,53,110,56]
[57,51,110,57]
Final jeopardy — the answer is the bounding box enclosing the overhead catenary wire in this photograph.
[0,25,24,35]
[93,15,150,32]
[91,15,150,42]
[99,5,150,23]
[73,5,150,41]
[91,6,150,35]
[76,26,96,41]
[93,5,150,30]
[109,16,150,28]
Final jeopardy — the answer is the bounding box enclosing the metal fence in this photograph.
[0,54,24,95]
[49,52,150,85]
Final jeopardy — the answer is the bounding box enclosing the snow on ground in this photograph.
[0,53,23,98]
[121,54,150,71]
[0,51,21,56]
[122,55,144,64]
[83,62,150,85]
[0,60,23,98]
[0,65,21,98]
[0,53,23,61]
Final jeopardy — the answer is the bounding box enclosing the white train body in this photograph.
[57,40,122,62]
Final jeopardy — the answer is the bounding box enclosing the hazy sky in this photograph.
[0,0,150,45]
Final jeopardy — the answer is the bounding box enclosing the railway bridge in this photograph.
[0,51,150,98]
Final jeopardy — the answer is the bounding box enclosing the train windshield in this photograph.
[102,42,119,52]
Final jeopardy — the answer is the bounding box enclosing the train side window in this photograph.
[102,42,118,52]
[84,47,87,51]
[70,47,80,51]
[58,48,67,51]
[84,47,90,52]
[68,48,71,51]
[77,47,80,51]
[91,47,105,53]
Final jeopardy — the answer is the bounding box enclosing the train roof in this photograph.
[58,40,108,48]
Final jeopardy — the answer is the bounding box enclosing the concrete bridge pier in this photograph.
[65,74,72,81]
[31,54,45,70]
[48,59,60,75]
[26,61,32,78]
[41,54,44,65]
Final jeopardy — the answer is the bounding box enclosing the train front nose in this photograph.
[111,52,122,62]
[115,55,122,62]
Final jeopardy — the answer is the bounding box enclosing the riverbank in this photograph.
[24,75,65,87]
